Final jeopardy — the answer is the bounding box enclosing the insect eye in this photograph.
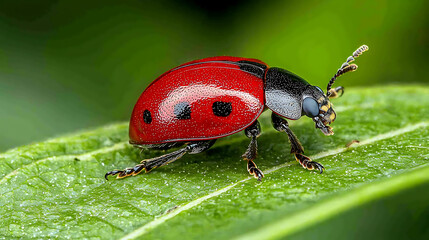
[303,98,319,117]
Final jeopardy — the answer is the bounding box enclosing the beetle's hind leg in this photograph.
[271,113,325,173]
[104,148,187,180]
[105,140,216,180]
[242,120,264,181]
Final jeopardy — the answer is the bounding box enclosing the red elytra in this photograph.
[129,57,268,144]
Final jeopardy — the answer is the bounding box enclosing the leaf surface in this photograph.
[1,86,428,239]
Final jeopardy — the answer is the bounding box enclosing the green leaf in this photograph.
[1,85,428,239]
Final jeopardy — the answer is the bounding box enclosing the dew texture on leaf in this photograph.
[0,86,428,239]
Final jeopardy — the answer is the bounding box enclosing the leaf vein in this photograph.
[0,142,129,185]
[119,121,429,240]
[234,164,429,240]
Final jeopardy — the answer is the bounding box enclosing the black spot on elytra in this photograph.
[212,101,232,117]
[174,102,191,120]
[143,110,152,124]
[238,60,267,79]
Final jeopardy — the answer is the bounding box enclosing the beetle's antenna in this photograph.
[326,45,368,96]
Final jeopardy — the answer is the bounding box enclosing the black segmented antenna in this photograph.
[326,45,369,96]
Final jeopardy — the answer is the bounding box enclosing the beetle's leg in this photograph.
[271,113,325,173]
[242,120,264,181]
[327,86,344,99]
[105,140,216,180]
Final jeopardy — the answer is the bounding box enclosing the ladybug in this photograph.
[105,45,368,181]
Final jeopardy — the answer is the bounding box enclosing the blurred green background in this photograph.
[0,0,427,151]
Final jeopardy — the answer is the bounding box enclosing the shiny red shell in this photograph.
[129,57,268,145]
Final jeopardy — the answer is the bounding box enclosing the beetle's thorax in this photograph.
[264,67,310,120]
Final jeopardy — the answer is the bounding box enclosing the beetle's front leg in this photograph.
[328,86,344,99]
[271,113,325,173]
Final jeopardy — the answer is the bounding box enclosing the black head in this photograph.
[302,86,336,135]
[265,45,368,135]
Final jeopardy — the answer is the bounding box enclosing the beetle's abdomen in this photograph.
[130,58,266,144]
